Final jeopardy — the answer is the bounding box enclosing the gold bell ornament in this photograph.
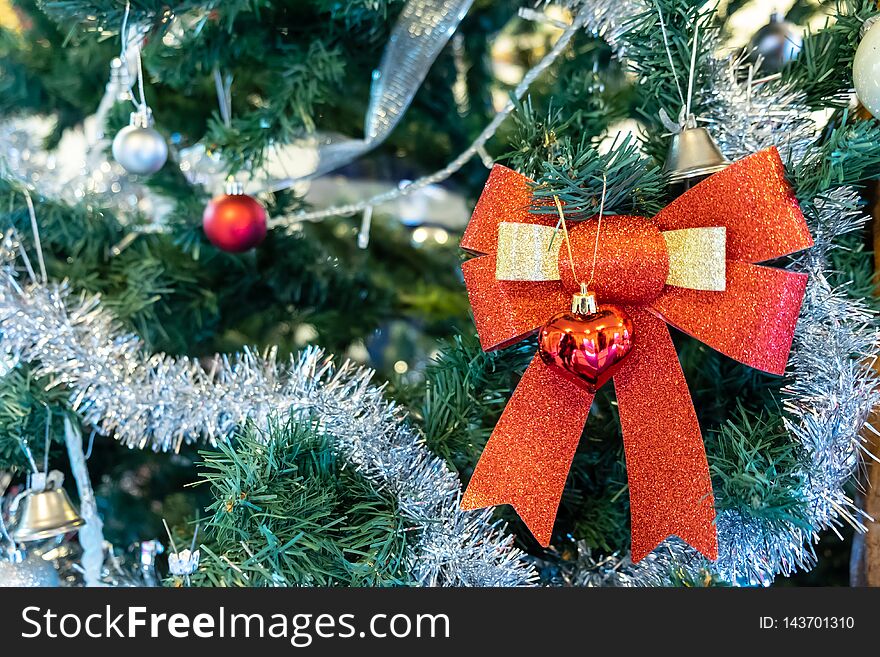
[663,114,729,183]
[10,470,85,542]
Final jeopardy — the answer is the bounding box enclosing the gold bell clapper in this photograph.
[663,115,730,183]
[10,470,85,543]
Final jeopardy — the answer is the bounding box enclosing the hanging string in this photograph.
[553,195,578,284]
[655,3,686,111]
[42,410,51,475]
[656,4,702,126]
[162,518,179,554]
[683,21,700,121]
[552,172,608,291]
[213,66,233,128]
[119,0,131,65]
[189,518,200,554]
[19,439,38,475]
[586,173,608,291]
[23,190,46,284]
[134,47,148,114]
[14,230,37,286]
[119,1,146,114]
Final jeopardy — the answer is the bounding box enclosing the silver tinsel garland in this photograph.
[0,235,534,586]
[539,0,879,587]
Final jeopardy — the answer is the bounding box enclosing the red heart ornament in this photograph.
[538,306,635,393]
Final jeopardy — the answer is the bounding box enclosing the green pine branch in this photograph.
[706,407,811,531]
[791,111,880,203]
[183,415,409,587]
[532,132,666,218]
[417,334,534,474]
[781,0,879,109]
[620,0,720,130]
[0,365,70,472]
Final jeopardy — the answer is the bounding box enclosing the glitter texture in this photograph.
[654,148,813,263]
[558,216,668,303]
[462,254,571,351]
[614,308,717,562]
[662,227,726,291]
[495,222,561,280]
[651,261,808,375]
[495,218,727,292]
[461,164,546,256]
[461,353,594,546]
[460,147,812,562]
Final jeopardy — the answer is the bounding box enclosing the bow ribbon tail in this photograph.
[461,353,594,546]
[614,308,718,562]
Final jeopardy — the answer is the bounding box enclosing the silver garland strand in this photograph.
[707,59,817,164]
[714,185,877,585]
[680,15,878,584]
[552,0,642,55]
[0,234,534,587]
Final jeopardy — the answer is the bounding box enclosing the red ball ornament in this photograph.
[538,287,634,393]
[202,186,267,253]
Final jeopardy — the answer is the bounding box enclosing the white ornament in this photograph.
[112,110,168,175]
[854,17,880,117]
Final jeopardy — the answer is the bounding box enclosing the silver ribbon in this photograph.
[268,0,475,188]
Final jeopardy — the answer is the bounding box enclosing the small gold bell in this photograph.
[664,116,729,183]
[11,471,84,543]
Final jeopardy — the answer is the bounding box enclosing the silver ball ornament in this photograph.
[0,551,60,587]
[112,112,168,175]
[854,17,880,118]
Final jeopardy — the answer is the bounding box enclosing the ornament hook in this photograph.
[552,171,607,313]
[571,282,597,315]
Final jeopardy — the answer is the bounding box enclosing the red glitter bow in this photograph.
[459,147,813,562]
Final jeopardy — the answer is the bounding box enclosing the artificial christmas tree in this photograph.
[0,0,878,588]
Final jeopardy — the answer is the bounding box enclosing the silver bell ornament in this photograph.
[748,12,802,73]
[10,470,85,543]
[663,115,729,183]
[112,109,168,175]
[854,16,880,118]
